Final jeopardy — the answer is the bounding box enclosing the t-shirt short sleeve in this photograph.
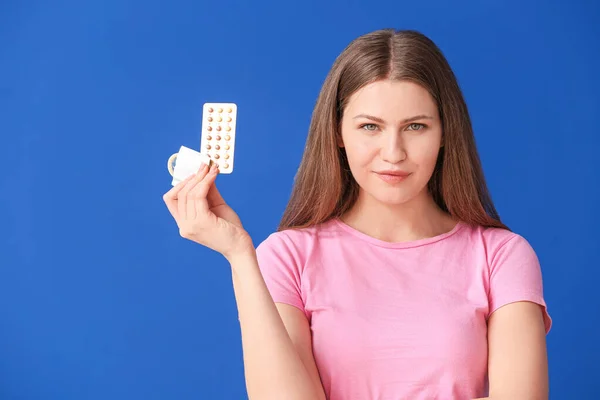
[255,232,306,314]
[488,234,552,333]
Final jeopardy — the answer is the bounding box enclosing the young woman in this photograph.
[163,29,552,400]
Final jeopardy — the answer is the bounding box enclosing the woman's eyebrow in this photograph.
[352,114,435,124]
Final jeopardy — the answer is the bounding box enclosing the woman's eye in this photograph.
[361,123,378,131]
[407,123,425,131]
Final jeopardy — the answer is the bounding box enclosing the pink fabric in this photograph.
[255,219,552,400]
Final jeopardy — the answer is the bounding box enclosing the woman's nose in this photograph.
[380,134,407,164]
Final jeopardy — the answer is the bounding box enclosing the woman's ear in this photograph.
[336,125,345,148]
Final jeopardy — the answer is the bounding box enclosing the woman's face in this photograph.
[339,79,443,206]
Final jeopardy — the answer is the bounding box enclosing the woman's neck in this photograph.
[340,189,458,243]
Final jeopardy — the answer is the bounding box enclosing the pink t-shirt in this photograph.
[255,218,552,400]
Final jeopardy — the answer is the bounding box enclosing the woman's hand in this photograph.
[163,162,253,261]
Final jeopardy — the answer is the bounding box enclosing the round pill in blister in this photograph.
[218,108,223,113]
[208,107,213,113]
[225,135,231,141]
[224,154,229,159]
[225,144,230,150]
[207,126,212,131]
[214,154,220,159]
[217,116,222,122]
[207,135,212,140]
[226,126,231,131]
[226,116,232,122]
[216,135,221,141]
[206,144,211,149]
[215,145,220,150]
[216,126,222,131]
[224,163,229,169]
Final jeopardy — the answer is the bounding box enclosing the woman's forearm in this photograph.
[228,250,321,400]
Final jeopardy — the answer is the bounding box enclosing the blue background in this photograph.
[1,0,598,399]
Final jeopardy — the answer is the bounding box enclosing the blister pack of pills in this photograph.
[167,102,238,186]
[200,103,237,173]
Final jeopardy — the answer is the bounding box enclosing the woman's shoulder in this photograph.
[257,218,339,250]
[254,220,340,274]
[463,221,531,247]
[460,221,538,266]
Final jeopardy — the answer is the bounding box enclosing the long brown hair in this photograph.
[278,29,508,232]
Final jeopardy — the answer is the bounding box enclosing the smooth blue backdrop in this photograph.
[1,0,598,399]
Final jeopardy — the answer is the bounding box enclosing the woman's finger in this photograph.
[179,164,210,219]
[207,174,225,208]
[189,163,219,215]
[163,174,195,220]
[186,164,215,219]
